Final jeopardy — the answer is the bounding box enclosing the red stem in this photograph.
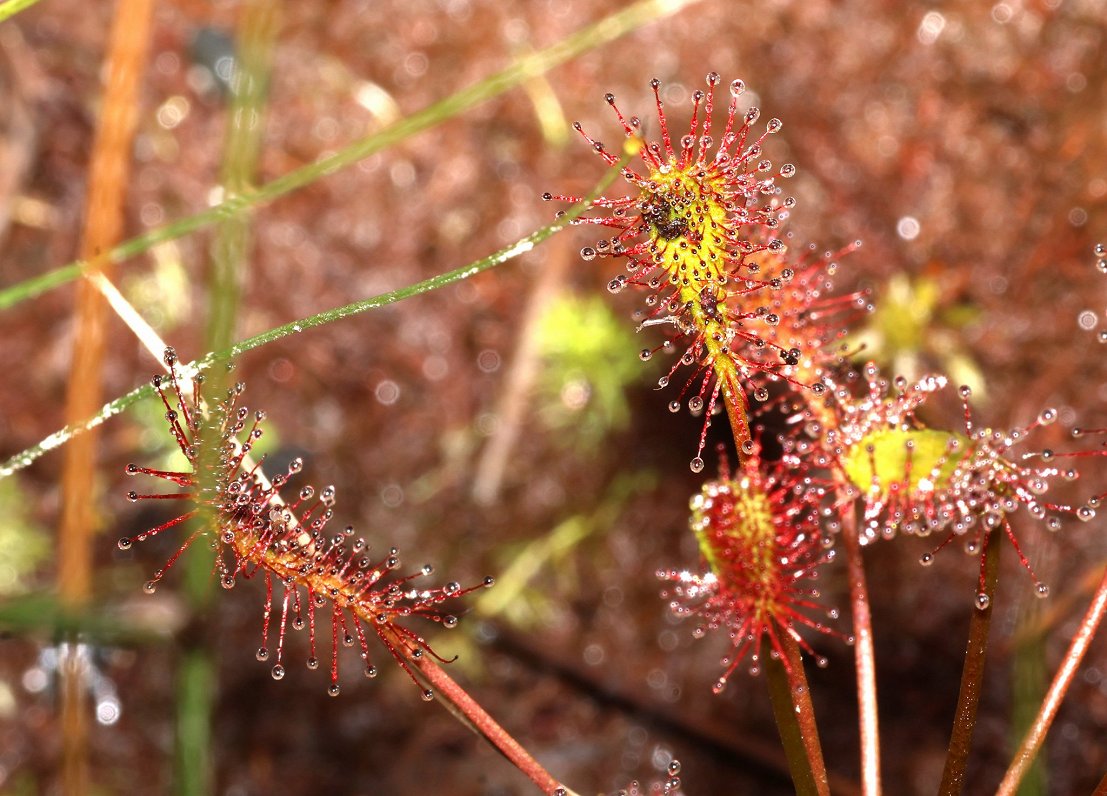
[938,528,1001,795]
[1093,770,1107,796]
[997,562,1107,796]
[840,509,882,796]
[414,655,569,795]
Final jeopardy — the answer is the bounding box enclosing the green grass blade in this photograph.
[0,149,624,481]
[0,0,699,311]
[0,0,45,24]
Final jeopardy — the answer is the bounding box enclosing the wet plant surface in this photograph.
[0,1,1106,794]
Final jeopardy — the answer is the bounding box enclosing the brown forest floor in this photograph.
[0,1,1106,794]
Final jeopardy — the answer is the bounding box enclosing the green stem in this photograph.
[764,635,830,796]
[175,649,215,796]
[0,154,623,481]
[1009,594,1048,796]
[939,528,1002,796]
[175,7,281,794]
[0,0,700,311]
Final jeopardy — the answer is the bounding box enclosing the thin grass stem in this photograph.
[57,1,154,791]
[997,562,1107,796]
[0,0,700,312]
[174,4,282,794]
[175,650,215,796]
[0,0,45,24]
[0,152,625,481]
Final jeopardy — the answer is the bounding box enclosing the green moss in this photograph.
[536,294,647,449]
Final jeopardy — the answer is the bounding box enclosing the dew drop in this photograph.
[117,537,132,550]
[421,689,435,702]
[754,387,769,401]
[668,400,681,413]
[306,657,319,670]
[668,760,682,776]
[365,665,378,678]
[142,580,157,594]
[1035,582,1050,598]
[766,118,783,133]
[974,593,990,610]
[919,552,934,566]
[688,396,704,412]
[580,246,597,261]
[690,457,705,473]
[271,664,285,680]
[328,684,341,697]
[256,647,269,662]
[221,575,236,589]
[1038,408,1057,425]
[729,79,745,97]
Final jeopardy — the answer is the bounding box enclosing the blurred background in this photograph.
[0,0,1105,793]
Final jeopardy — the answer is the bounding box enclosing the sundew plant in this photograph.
[0,2,1106,795]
